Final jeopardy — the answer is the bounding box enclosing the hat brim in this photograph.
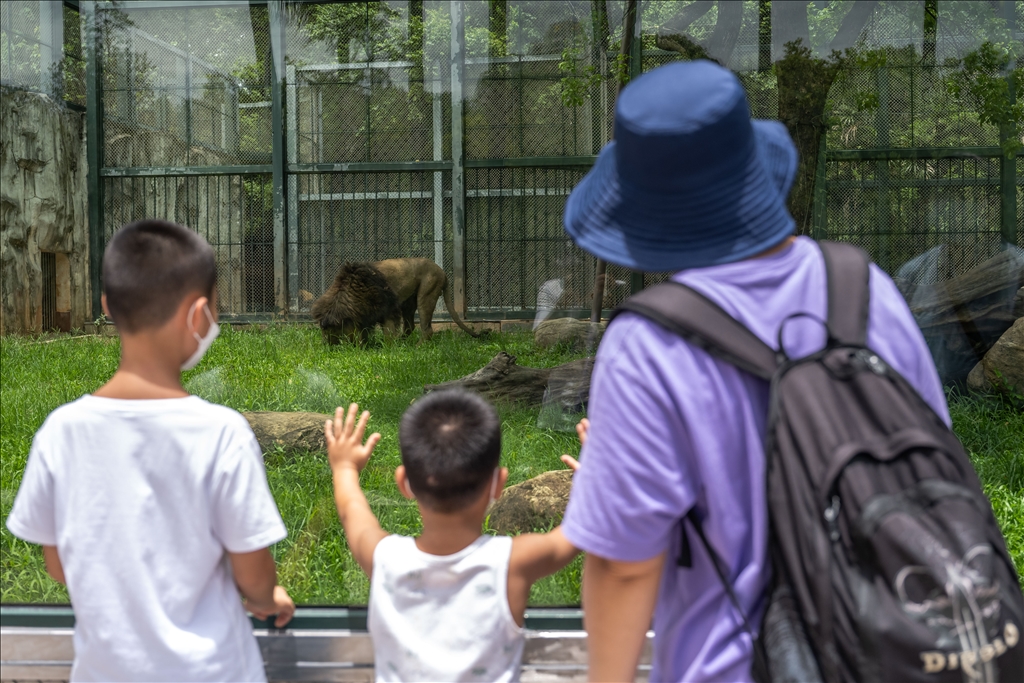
[564,119,798,272]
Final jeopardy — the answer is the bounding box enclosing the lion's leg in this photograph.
[417,280,443,341]
[401,297,416,337]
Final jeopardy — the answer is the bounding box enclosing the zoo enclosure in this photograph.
[3,0,1021,322]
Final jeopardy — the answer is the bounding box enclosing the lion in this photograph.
[310,262,402,345]
[373,257,482,341]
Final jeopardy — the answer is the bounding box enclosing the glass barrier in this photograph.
[1,1,1021,614]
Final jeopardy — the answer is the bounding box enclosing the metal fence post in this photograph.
[286,64,299,312]
[268,0,288,315]
[628,3,644,295]
[450,0,466,315]
[82,0,104,320]
[999,0,1017,247]
[812,135,827,240]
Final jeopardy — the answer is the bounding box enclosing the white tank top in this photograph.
[368,534,525,682]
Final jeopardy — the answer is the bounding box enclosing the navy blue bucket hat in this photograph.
[564,60,799,272]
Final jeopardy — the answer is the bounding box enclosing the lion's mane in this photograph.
[311,262,400,343]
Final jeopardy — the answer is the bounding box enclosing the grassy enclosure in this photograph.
[2,327,1022,606]
[0,327,586,605]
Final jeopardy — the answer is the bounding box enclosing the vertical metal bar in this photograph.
[590,0,608,155]
[450,0,467,315]
[874,67,890,270]
[594,0,637,321]
[268,0,287,314]
[39,0,57,94]
[433,68,445,268]
[286,64,299,312]
[83,0,104,320]
[812,135,827,240]
[628,1,644,295]
[184,50,193,164]
[999,0,1017,246]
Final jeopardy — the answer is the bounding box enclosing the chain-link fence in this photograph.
[1,0,85,107]
[84,0,1021,322]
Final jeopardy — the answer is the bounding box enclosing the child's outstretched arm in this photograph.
[326,403,387,577]
[506,419,588,624]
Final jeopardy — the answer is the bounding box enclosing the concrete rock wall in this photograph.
[1,88,89,334]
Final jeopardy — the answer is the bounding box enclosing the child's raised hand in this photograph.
[559,418,590,473]
[325,403,381,473]
[575,418,590,446]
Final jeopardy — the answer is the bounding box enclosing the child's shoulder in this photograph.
[41,395,252,440]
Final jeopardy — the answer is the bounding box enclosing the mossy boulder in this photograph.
[534,318,605,351]
[967,318,1024,398]
[489,470,573,535]
[243,411,330,453]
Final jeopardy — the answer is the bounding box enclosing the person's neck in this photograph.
[415,503,488,556]
[754,235,797,259]
[93,334,188,400]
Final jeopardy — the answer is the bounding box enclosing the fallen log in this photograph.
[424,352,594,411]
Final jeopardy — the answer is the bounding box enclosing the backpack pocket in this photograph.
[848,478,1023,683]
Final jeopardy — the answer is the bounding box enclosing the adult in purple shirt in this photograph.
[560,61,948,682]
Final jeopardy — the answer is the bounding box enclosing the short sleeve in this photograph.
[866,265,951,427]
[210,425,287,554]
[6,433,58,546]
[561,315,699,562]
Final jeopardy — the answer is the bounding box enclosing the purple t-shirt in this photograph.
[561,237,948,682]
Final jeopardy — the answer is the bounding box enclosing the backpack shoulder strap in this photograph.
[818,241,871,347]
[610,281,778,381]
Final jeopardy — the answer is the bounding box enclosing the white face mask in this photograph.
[181,300,220,371]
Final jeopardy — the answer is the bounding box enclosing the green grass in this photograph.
[947,389,1024,585]
[2,327,1021,606]
[1,326,585,605]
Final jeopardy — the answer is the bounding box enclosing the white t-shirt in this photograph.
[369,534,525,682]
[6,395,287,682]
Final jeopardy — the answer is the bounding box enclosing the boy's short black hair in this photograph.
[102,219,217,332]
[399,389,501,513]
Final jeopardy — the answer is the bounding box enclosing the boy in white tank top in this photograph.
[324,390,583,682]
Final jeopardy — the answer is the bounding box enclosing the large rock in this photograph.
[1,88,90,334]
[243,411,330,453]
[967,318,1024,398]
[489,470,573,535]
[535,318,605,351]
[908,249,1024,384]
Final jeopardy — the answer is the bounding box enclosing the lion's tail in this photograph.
[442,276,481,338]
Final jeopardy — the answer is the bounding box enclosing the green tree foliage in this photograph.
[947,41,1023,156]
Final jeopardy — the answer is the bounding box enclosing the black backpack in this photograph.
[611,241,1024,683]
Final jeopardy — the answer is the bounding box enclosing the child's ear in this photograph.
[492,467,510,501]
[395,466,415,500]
[101,294,111,320]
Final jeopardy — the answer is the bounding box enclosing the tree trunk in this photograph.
[775,42,841,234]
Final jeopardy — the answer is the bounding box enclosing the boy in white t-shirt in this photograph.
[325,390,583,682]
[6,219,294,682]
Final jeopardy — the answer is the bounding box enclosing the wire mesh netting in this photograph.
[100,3,272,168]
[295,171,454,310]
[1,0,85,106]
[103,173,276,315]
[824,156,1007,276]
